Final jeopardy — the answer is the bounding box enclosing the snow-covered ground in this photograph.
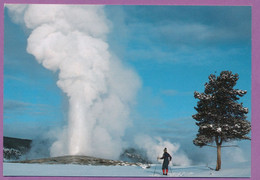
[3,161,250,177]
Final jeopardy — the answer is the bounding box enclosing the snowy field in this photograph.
[3,161,250,177]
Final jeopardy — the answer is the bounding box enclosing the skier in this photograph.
[158,147,172,175]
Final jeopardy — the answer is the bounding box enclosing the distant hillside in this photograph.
[3,137,32,160]
[4,137,32,150]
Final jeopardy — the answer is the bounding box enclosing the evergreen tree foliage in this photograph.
[192,71,251,170]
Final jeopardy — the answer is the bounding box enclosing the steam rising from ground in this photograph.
[6,4,192,164]
[7,4,141,160]
[135,135,191,166]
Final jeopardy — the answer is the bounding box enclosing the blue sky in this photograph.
[4,5,251,163]
[4,8,66,138]
[105,5,251,136]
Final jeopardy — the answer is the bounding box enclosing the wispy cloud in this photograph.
[161,89,178,96]
[4,99,64,139]
[161,89,193,96]
[4,99,61,121]
[4,100,30,111]
[106,6,251,65]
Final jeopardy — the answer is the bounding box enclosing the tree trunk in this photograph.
[216,143,221,171]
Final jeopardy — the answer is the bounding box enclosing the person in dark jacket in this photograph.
[158,147,172,175]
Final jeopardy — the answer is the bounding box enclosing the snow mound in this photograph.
[10,155,151,168]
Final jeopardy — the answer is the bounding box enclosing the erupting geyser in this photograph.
[7,4,141,160]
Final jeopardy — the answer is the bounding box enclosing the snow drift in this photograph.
[3,161,251,177]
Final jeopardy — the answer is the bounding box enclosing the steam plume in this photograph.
[7,4,141,160]
[134,135,191,166]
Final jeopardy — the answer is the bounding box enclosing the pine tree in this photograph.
[192,71,251,171]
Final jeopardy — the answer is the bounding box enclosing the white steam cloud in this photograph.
[134,135,191,166]
[7,4,141,160]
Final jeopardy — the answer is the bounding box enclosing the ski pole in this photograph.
[169,165,173,174]
[153,156,160,176]
[169,155,173,174]
[153,164,157,176]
